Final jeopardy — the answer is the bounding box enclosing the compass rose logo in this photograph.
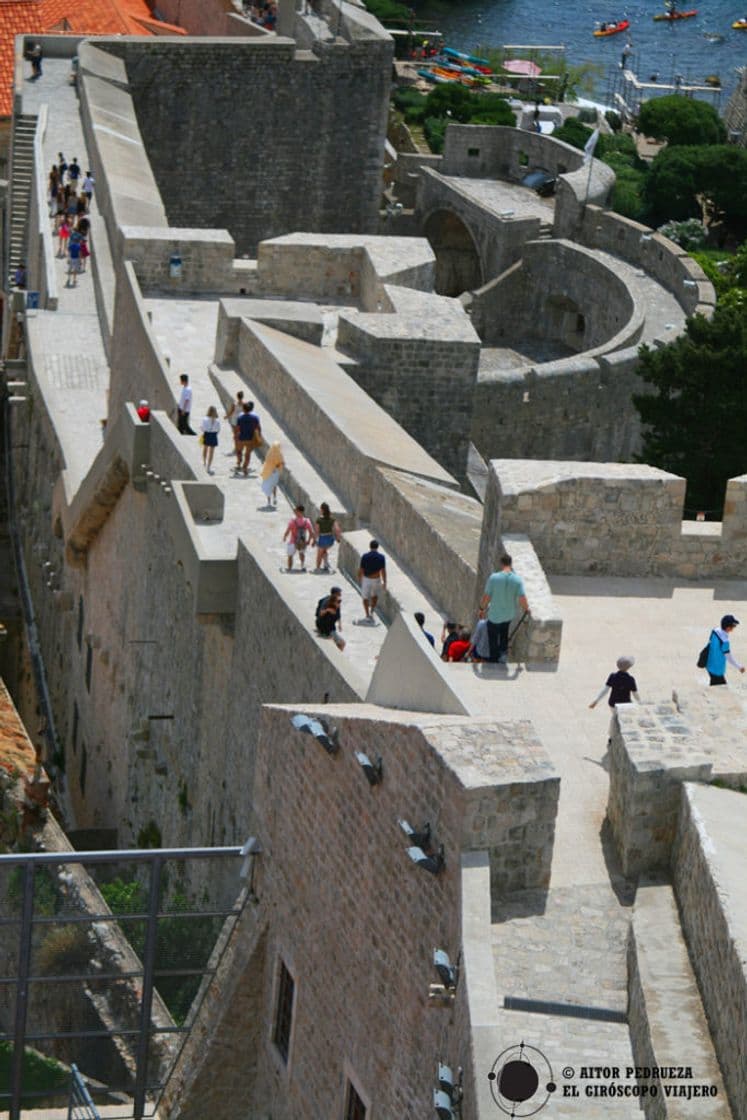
[487,1042,557,1117]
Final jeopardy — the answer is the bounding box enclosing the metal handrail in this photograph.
[68,1064,100,1120]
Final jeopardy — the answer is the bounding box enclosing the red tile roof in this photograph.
[0,0,186,116]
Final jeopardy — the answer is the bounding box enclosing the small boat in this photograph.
[653,8,697,20]
[593,18,631,36]
[704,73,721,85]
[430,65,478,86]
[442,46,493,73]
[417,68,450,84]
[733,18,747,29]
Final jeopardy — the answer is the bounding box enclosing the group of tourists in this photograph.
[49,153,95,287]
[165,378,746,685]
[243,1,277,28]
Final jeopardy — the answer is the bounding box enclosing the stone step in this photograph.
[629,883,731,1117]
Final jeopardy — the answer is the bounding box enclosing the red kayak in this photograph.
[653,9,697,20]
[593,18,630,36]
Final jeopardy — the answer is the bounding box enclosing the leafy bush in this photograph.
[392,87,427,123]
[553,117,593,151]
[37,925,91,975]
[637,95,726,147]
[577,106,598,125]
[605,110,622,132]
[607,161,649,222]
[658,218,707,251]
[423,115,447,153]
[362,0,411,24]
[100,878,223,1025]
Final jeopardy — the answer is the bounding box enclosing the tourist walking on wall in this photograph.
[479,552,530,664]
[234,401,262,475]
[67,236,82,287]
[702,615,745,686]
[414,612,435,647]
[29,43,43,79]
[467,613,491,662]
[589,656,639,708]
[57,216,70,257]
[177,373,195,434]
[200,406,221,473]
[358,540,386,621]
[315,586,345,650]
[283,505,315,571]
[225,389,244,464]
[82,172,95,208]
[68,157,81,191]
[260,442,284,507]
[315,502,341,571]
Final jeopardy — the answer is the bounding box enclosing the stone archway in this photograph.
[423,210,483,297]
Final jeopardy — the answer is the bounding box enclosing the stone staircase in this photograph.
[538,220,554,240]
[7,114,37,286]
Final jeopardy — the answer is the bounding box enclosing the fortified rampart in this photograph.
[97,17,392,256]
[157,703,559,1120]
[480,459,747,580]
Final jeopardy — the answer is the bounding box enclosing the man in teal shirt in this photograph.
[479,553,530,664]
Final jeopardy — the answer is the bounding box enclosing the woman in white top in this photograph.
[200,406,221,473]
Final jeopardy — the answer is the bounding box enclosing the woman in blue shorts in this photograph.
[200,406,221,473]
[315,502,342,572]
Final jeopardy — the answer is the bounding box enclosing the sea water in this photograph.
[411,0,746,103]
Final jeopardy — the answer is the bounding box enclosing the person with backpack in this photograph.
[315,586,345,650]
[283,505,315,572]
[700,615,745,686]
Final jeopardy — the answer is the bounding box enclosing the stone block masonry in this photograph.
[101,33,393,256]
[606,703,713,879]
[673,784,747,1119]
[483,460,747,580]
[159,703,558,1119]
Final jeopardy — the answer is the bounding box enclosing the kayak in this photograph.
[417,68,450,84]
[434,55,490,78]
[431,66,478,86]
[653,9,697,20]
[733,18,747,28]
[442,46,493,73]
[593,19,630,36]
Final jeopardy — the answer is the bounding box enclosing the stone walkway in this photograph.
[145,298,389,687]
[22,59,110,494]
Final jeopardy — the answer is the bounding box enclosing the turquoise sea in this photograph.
[410,0,746,103]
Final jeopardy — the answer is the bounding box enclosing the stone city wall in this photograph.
[483,459,747,579]
[606,704,713,879]
[417,165,541,287]
[237,705,555,1117]
[673,784,747,1119]
[108,261,174,422]
[724,66,747,147]
[576,205,716,318]
[471,238,641,352]
[337,284,481,481]
[154,0,264,36]
[27,105,58,310]
[472,346,644,465]
[100,33,392,256]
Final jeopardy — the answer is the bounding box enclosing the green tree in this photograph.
[633,301,747,517]
[637,95,726,147]
[644,146,703,224]
[697,146,747,232]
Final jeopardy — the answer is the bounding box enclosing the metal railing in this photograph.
[68,1063,100,1120]
[0,844,251,1120]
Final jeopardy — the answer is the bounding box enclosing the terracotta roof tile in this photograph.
[0,0,185,116]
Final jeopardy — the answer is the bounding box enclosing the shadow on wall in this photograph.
[423,209,483,296]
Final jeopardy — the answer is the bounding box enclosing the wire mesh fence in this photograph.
[0,845,248,1120]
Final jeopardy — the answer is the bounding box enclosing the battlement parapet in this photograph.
[483,459,747,579]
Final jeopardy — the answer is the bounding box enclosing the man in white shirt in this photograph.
[177,374,195,434]
[82,172,95,207]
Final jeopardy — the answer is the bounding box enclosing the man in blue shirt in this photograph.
[479,553,529,664]
[234,401,262,476]
[358,540,386,622]
[705,614,745,686]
